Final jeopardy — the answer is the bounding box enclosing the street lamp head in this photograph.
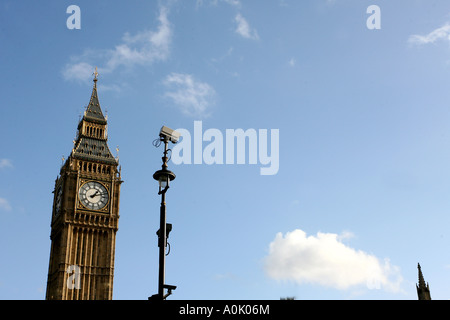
[160,126,181,144]
[153,168,176,193]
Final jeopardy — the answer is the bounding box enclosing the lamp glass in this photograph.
[159,175,169,189]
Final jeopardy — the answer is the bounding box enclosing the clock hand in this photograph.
[89,191,104,198]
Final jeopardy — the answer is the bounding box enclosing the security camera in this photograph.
[163,284,177,291]
[159,126,181,143]
[156,223,172,239]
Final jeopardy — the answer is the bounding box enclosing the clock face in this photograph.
[79,181,109,210]
[55,186,63,215]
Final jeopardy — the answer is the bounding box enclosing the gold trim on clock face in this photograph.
[78,181,109,211]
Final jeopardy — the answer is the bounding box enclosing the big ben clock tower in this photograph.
[46,71,123,300]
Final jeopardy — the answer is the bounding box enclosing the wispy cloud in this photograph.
[195,1,258,40]
[163,73,216,117]
[288,58,296,67]
[0,198,12,212]
[62,6,172,84]
[408,23,450,45]
[211,47,234,63]
[62,62,95,84]
[234,13,259,40]
[0,159,13,169]
[264,229,403,293]
[196,0,241,8]
[223,0,241,7]
[106,7,171,70]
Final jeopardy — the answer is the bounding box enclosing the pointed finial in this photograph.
[417,262,431,300]
[93,67,99,82]
[417,263,426,287]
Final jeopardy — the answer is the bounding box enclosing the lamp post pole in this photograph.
[158,185,167,299]
[151,136,176,300]
[158,139,169,300]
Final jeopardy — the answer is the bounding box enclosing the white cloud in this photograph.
[0,198,12,212]
[163,73,216,117]
[0,159,13,169]
[195,2,258,40]
[196,0,241,8]
[288,58,296,67]
[106,7,171,70]
[223,0,241,7]
[234,13,259,40]
[264,229,403,292]
[409,23,450,45]
[62,6,172,83]
[62,62,95,84]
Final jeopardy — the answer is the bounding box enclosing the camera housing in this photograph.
[159,126,181,143]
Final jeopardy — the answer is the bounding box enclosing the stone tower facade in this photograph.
[46,74,123,300]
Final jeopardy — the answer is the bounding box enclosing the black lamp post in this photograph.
[149,126,179,301]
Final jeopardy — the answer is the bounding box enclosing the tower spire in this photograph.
[70,69,117,166]
[416,263,431,300]
[82,68,106,124]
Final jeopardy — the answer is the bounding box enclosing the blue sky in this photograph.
[2,0,450,300]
